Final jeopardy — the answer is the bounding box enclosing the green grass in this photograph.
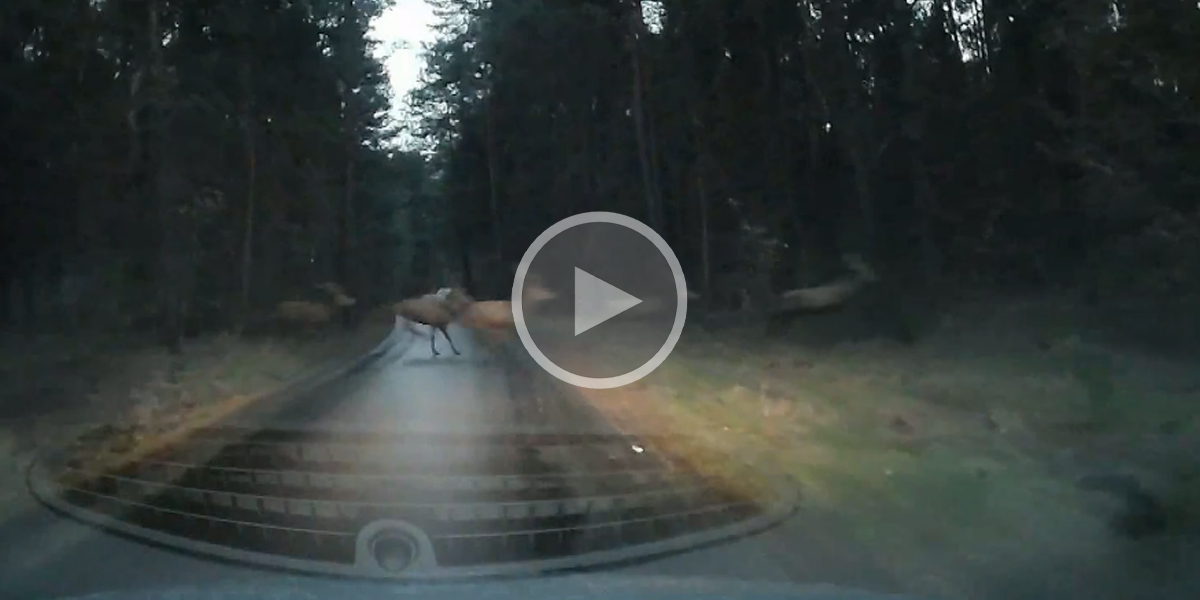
[573,300,1200,599]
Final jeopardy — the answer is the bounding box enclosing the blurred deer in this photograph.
[604,288,704,319]
[771,254,877,314]
[274,282,357,335]
[456,276,557,335]
[691,255,877,328]
[392,288,474,356]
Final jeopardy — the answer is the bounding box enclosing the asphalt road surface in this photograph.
[232,321,612,434]
[0,324,900,600]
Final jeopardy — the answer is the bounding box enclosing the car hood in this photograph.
[66,575,922,600]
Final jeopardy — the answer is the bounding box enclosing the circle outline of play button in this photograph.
[512,211,688,390]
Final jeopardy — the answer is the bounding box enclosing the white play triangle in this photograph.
[573,267,642,336]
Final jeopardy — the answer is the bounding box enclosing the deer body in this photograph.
[457,300,514,330]
[392,278,557,355]
[392,289,473,356]
[273,282,357,335]
[453,279,557,333]
[771,254,877,314]
[275,301,335,330]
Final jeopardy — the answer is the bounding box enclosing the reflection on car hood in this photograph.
[67,575,923,600]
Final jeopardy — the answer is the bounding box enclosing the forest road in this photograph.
[0,323,900,600]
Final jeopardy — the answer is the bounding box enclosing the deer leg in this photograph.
[429,327,440,356]
[439,325,461,355]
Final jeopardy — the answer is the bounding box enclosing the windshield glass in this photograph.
[2,1,1198,600]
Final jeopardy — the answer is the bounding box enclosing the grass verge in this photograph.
[562,296,1200,599]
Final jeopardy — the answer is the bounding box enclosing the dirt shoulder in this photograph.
[0,322,394,523]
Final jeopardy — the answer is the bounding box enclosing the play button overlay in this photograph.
[574,268,642,335]
[513,212,688,389]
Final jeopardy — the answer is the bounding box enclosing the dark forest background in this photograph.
[3,0,1197,351]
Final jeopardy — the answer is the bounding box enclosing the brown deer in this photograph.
[691,255,878,330]
[455,277,557,335]
[770,254,877,314]
[273,282,357,335]
[392,288,474,356]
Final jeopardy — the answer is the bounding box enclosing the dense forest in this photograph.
[410,0,1199,340]
[3,0,1198,349]
[1,0,445,350]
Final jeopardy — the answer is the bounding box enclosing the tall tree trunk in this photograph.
[0,260,10,328]
[900,25,940,287]
[627,8,660,231]
[697,153,712,310]
[797,5,877,259]
[645,95,663,224]
[335,0,359,329]
[338,144,354,328]
[147,0,184,353]
[484,97,505,265]
[237,61,257,334]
